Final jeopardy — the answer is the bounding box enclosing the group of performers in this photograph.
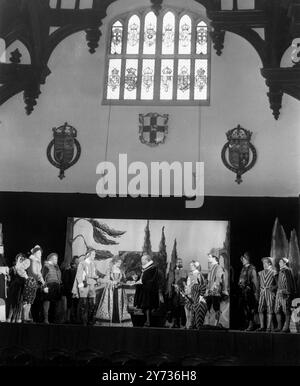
[5,245,78,324]
[1,245,297,332]
[1,246,161,327]
[238,253,296,333]
[71,250,160,327]
[167,251,229,329]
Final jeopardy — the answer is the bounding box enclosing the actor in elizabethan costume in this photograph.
[274,257,295,333]
[6,253,30,323]
[169,257,188,328]
[238,252,259,331]
[61,256,80,323]
[205,250,227,326]
[134,254,159,327]
[257,257,277,332]
[185,260,207,329]
[184,260,206,329]
[22,245,45,323]
[42,253,62,324]
[72,248,102,325]
[95,255,131,325]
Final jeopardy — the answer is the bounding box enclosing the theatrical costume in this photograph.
[23,255,44,304]
[95,268,131,324]
[42,258,62,323]
[6,256,30,323]
[23,245,44,322]
[258,268,277,313]
[72,258,101,325]
[185,270,204,328]
[205,262,226,325]
[257,265,277,331]
[23,250,45,322]
[188,281,207,329]
[169,266,188,328]
[274,264,295,332]
[238,263,259,330]
[61,266,78,323]
[134,262,159,312]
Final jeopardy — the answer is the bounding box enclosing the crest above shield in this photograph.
[47,122,81,179]
[221,124,257,184]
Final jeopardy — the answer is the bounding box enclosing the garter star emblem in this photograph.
[221,124,257,184]
[139,113,169,147]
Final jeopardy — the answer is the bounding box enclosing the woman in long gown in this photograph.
[95,256,131,325]
[6,253,30,323]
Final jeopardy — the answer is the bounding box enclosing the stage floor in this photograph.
[0,322,300,366]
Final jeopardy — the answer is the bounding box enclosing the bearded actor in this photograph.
[134,254,159,327]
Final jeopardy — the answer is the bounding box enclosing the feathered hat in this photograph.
[208,248,219,262]
[31,245,43,255]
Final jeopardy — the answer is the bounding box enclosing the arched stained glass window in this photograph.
[179,15,192,55]
[162,11,175,55]
[143,11,157,54]
[104,8,210,105]
[126,15,140,54]
[196,21,208,55]
[110,20,123,55]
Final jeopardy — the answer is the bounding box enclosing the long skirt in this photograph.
[95,285,131,323]
[6,275,26,321]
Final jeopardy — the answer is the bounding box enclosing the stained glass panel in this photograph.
[126,15,140,54]
[162,12,175,55]
[124,59,138,99]
[160,59,174,100]
[107,59,122,99]
[194,59,208,100]
[110,21,123,55]
[196,21,208,55]
[177,59,190,100]
[143,11,157,55]
[178,15,192,54]
[106,10,210,102]
[141,59,155,100]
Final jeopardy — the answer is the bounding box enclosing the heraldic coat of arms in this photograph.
[47,122,81,179]
[139,113,169,147]
[221,124,257,184]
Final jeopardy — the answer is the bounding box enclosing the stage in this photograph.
[0,323,299,367]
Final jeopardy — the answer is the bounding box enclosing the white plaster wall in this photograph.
[0,0,299,196]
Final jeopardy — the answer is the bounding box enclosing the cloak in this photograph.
[134,263,159,310]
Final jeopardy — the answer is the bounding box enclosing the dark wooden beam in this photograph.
[0,82,26,106]
[48,9,103,26]
[0,62,36,83]
[208,10,268,28]
[261,67,300,119]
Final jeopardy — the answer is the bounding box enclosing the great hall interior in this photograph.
[0,0,300,372]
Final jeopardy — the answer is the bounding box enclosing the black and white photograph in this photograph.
[0,0,300,377]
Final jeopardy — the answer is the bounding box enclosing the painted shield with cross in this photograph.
[139,113,169,147]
